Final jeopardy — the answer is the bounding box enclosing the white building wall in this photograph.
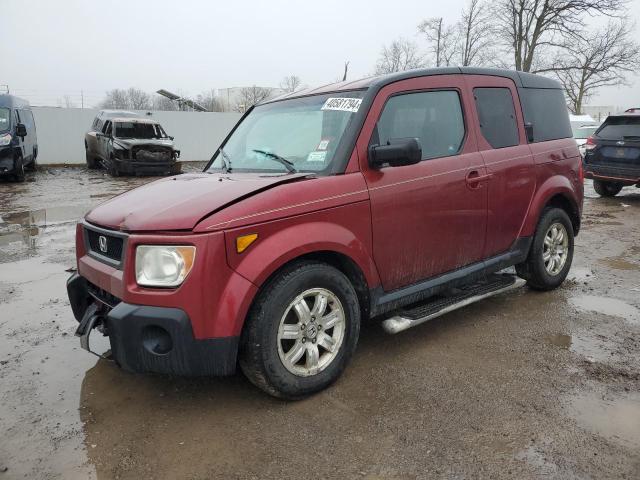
[31,107,241,165]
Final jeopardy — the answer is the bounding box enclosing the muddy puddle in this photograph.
[598,256,639,271]
[566,391,640,448]
[545,331,616,363]
[569,295,639,324]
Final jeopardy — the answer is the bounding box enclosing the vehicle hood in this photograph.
[113,138,175,149]
[85,172,313,232]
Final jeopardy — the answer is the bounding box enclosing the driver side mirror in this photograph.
[15,123,27,138]
[369,137,422,168]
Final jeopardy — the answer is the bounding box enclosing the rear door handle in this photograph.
[466,170,493,186]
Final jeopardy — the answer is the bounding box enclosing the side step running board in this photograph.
[382,273,526,334]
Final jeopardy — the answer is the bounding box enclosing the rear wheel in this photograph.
[85,149,98,169]
[516,208,574,291]
[240,261,360,399]
[593,179,622,197]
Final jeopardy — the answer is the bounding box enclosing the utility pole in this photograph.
[81,90,84,109]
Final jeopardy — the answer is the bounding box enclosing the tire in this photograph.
[516,208,574,291]
[26,149,37,172]
[85,149,98,169]
[593,179,622,197]
[108,156,120,177]
[239,261,361,399]
[14,156,25,182]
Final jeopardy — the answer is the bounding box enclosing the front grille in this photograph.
[87,281,120,309]
[85,226,125,264]
[132,146,173,162]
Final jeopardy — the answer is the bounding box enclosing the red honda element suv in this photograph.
[67,68,583,399]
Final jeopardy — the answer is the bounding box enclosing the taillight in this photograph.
[578,158,584,184]
[584,136,596,151]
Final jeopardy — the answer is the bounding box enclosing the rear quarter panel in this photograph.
[521,138,583,236]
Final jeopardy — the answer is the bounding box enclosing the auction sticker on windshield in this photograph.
[321,98,362,113]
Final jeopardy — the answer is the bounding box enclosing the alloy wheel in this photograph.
[277,288,346,377]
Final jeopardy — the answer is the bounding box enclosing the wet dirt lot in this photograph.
[1,167,639,479]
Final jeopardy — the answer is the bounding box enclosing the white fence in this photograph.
[31,107,242,165]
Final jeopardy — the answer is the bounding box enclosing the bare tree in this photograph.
[495,0,626,72]
[199,90,225,112]
[280,75,303,93]
[458,0,495,66]
[126,87,151,110]
[342,61,350,81]
[100,89,129,109]
[375,38,423,74]
[235,86,273,112]
[548,21,640,114]
[59,94,76,108]
[101,88,150,110]
[151,95,180,111]
[418,18,457,67]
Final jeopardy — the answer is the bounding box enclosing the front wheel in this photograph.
[516,208,574,291]
[593,179,622,197]
[240,261,360,399]
[14,156,25,182]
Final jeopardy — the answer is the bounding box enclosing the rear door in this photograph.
[87,116,102,156]
[358,75,488,291]
[463,76,536,258]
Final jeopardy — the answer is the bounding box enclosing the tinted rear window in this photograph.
[518,88,572,142]
[596,116,640,140]
[474,88,519,148]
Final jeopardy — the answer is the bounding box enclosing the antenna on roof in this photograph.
[156,89,207,112]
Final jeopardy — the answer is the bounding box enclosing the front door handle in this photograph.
[466,170,493,187]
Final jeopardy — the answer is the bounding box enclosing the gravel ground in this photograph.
[0,166,639,479]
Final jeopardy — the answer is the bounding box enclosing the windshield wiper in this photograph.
[219,148,232,173]
[252,149,297,173]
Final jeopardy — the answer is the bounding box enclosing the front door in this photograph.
[358,76,488,292]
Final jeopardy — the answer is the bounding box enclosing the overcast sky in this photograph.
[2,0,639,108]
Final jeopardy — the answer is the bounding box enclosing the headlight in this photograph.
[0,133,11,146]
[135,245,196,287]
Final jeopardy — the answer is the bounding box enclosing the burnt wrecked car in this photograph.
[85,115,180,176]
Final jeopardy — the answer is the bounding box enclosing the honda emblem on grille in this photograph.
[98,235,108,253]
[617,140,625,146]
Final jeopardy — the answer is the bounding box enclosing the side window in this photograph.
[375,90,465,161]
[473,88,519,149]
[103,121,112,135]
[92,117,99,130]
[14,110,21,124]
[20,110,35,130]
[519,88,572,142]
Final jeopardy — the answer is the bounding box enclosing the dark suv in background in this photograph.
[0,94,38,182]
[584,112,640,197]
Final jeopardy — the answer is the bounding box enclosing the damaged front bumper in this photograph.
[66,273,238,376]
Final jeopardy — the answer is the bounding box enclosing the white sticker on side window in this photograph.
[321,97,362,113]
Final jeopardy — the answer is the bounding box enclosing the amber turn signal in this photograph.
[236,233,258,253]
